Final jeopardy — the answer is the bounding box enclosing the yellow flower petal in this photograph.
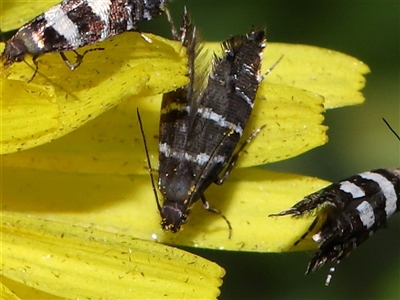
[265,43,370,109]
[1,37,369,156]
[207,42,370,109]
[2,82,326,172]
[240,82,326,166]
[1,281,22,300]
[2,165,329,252]
[0,1,59,32]
[1,33,188,154]
[1,211,225,299]
[1,277,59,300]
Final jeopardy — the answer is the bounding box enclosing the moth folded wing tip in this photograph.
[305,253,326,275]
[246,28,267,45]
[268,208,304,217]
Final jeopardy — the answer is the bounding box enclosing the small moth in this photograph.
[270,119,400,285]
[1,0,168,78]
[156,11,266,235]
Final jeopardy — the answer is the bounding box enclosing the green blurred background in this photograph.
[143,1,400,299]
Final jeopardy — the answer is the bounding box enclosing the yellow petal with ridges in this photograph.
[1,35,369,156]
[2,166,328,252]
[2,83,326,172]
[1,39,368,155]
[1,33,188,154]
[0,1,60,31]
[265,43,370,109]
[1,281,21,300]
[1,211,225,299]
[1,277,59,300]
[207,42,370,109]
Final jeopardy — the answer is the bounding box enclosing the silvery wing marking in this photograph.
[1,0,167,69]
[270,167,400,284]
[158,25,266,233]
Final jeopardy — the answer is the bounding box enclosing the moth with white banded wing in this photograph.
[152,10,268,236]
[270,119,400,285]
[1,0,169,80]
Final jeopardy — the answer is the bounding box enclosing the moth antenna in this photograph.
[136,108,162,211]
[164,5,178,39]
[382,117,400,141]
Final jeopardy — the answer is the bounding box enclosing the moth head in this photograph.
[2,37,28,66]
[160,202,188,233]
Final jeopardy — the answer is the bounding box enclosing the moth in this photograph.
[1,0,168,79]
[270,119,400,285]
[156,11,266,235]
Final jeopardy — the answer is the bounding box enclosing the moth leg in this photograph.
[59,48,105,70]
[27,55,40,83]
[164,5,178,39]
[260,55,284,80]
[215,125,266,185]
[269,192,340,246]
[201,194,232,238]
[292,216,320,246]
